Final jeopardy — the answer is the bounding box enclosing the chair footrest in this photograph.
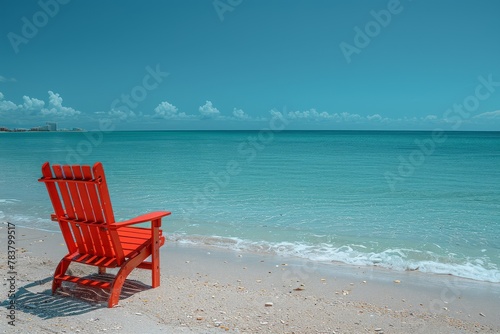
[55,274,111,289]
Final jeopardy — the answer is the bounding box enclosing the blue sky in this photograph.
[1,0,499,130]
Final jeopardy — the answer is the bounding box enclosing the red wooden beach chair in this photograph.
[38,162,170,307]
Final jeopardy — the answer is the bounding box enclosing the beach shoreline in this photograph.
[1,224,499,333]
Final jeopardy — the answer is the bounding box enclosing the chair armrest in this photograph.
[112,211,171,228]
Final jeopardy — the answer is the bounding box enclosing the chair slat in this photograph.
[52,165,76,219]
[93,163,115,225]
[41,163,77,254]
[69,221,87,254]
[80,222,98,255]
[81,222,105,257]
[92,163,123,261]
[100,228,116,258]
[83,165,105,224]
[63,165,85,221]
[70,166,98,255]
[87,224,105,257]
[72,165,95,223]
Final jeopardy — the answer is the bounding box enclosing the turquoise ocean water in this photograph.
[1,131,499,282]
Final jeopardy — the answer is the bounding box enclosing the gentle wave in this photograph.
[4,215,58,232]
[168,233,500,283]
[0,199,21,204]
[5,213,499,283]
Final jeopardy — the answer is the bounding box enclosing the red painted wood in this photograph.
[38,162,169,308]
[52,165,76,219]
[41,163,77,254]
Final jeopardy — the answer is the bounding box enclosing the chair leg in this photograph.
[108,246,150,308]
[108,274,126,308]
[52,258,71,293]
[152,227,161,288]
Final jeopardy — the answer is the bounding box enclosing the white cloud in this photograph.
[422,114,438,121]
[0,76,16,83]
[40,91,80,117]
[0,92,19,112]
[232,108,250,120]
[287,108,329,120]
[338,112,362,121]
[396,116,418,122]
[155,101,177,117]
[0,101,18,112]
[108,109,136,120]
[198,100,220,119]
[367,114,383,121]
[269,109,285,119]
[285,109,375,122]
[153,101,193,120]
[473,110,500,119]
[22,96,45,110]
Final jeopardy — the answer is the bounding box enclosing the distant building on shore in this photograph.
[30,122,57,131]
[47,122,57,131]
[0,122,84,132]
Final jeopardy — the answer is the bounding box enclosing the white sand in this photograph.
[1,224,499,333]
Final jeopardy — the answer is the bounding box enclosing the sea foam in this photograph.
[169,233,500,283]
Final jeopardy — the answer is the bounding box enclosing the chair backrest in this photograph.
[39,162,125,262]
